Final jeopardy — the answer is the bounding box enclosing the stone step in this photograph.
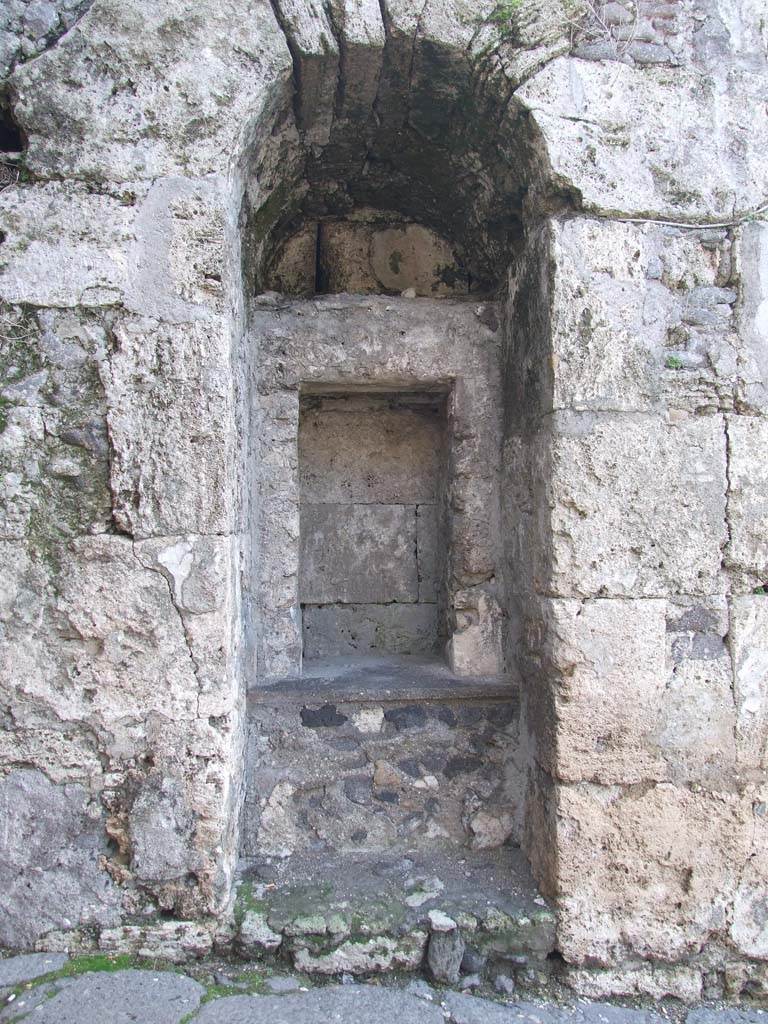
[232,847,556,987]
[243,656,522,858]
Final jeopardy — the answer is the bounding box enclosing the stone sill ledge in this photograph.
[247,654,519,707]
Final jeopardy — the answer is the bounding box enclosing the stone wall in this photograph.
[506,210,768,998]
[0,0,767,998]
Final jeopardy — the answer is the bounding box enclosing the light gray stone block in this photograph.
[516,57,768,220]
[0,770,120,948]
[302,602,438,658]
[547,411,727,597]
[299,396,443,504]
[727,416,768,582]
[736,224,768,412]
[731,596,768,771]
[300,504,418,604]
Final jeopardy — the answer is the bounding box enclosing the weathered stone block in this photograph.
[272,0,338,144]
[735,223,768,412]
[53,536,200,741]
[134,534,237,716]
[730,783,768,958]
[238,910,283,953]
[270,225,317,296]
[565,963,703,1002]
[0,183,141,307]
[447,590,503,678]
[122,176,229,323]
[320,221,377,294]
[0,308,113,544]
[103,316,234,537]
[517,59,768,219]
[12,0,291,180]
[541,598,666,783]
[299,396,442,505]
[731,596,768,771]
[417,504,439,603]
[292,930,427,974]
[555,781,751,967]
[300,504,418,604]
[550,219,667,412]
[427,917,464,984]
[98,921,213,962]
[726,415,768,584]
[0,769,120,948]
[547,411,727,597]
[302,603,438,659]
[537,597,735,786]
[130,774,197,882]
[369,225,467,297]
[655,597,735,784]
[548,218,738,416]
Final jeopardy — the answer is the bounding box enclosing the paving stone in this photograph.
[442,994,669,1024]
[0,953,68,988]
[0,980,76,1022]
[5,969,204,1024]
[191,985,445,1024]
[687,1012,768,1024]
[442,993,559,1024]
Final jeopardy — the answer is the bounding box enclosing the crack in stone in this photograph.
[131,544,203,720]
[404,0,431,131]
[268,0,305,132]
[722,414,741,757]
[2,0,96,78]
[322,1,347,124]
[353,0,390,181]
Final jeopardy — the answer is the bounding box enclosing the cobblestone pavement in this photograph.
[1,955,768,1024]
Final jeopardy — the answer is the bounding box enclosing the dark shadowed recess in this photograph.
[240,30,547,298]
[0,92,24,153]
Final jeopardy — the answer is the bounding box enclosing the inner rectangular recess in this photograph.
[298,387,449,663]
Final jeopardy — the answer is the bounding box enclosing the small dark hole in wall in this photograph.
[0,90,24,153]
[0,96,23,153]
[546,949,566,963]
[0,230,6,244]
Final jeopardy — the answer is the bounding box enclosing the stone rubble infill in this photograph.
[1,963,768,1024]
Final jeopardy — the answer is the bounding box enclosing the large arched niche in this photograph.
[239,28,546,300]
[233,10,562,894]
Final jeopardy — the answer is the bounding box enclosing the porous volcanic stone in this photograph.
[5,969,204,1024]
[0,953,68,988]
[192,985,445,1024]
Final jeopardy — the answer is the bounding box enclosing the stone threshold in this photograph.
[231,846,555,988]
[248,654,519,706]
